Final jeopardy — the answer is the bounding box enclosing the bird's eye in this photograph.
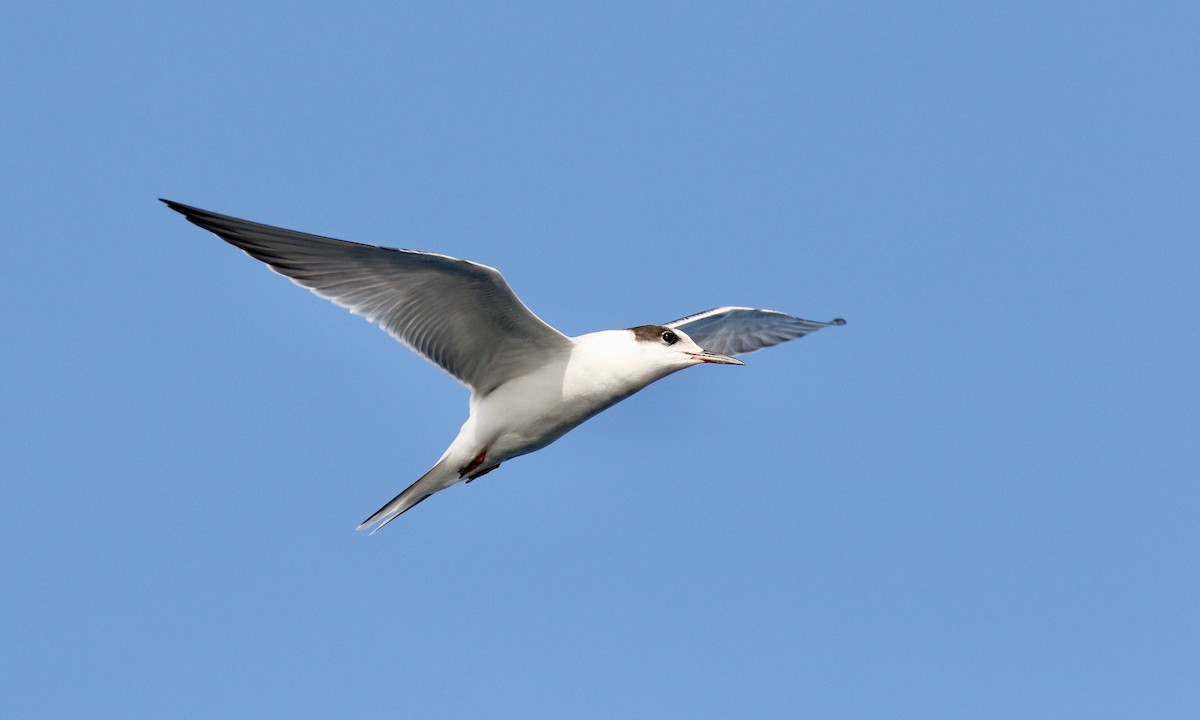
[660,330,678,345]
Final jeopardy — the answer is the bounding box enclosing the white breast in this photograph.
[467,330,679,462]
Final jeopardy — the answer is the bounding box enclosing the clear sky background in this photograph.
[3,3,1197,718]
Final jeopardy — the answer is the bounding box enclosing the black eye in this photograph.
[660,330,678,345]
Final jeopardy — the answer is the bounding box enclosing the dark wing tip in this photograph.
[160,198,211,225]
[831,318,847,325]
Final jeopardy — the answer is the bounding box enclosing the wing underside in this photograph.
[163,200,572,392]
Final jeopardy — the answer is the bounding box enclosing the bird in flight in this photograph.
[162,200,844,532]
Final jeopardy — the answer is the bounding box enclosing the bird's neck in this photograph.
[565,331,679,402]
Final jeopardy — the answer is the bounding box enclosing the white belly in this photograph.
[443,331,685,469]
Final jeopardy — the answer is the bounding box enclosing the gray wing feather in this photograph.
[163,200,571,393]
[666,306,845,356]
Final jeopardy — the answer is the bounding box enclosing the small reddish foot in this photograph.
[458,449,489,479]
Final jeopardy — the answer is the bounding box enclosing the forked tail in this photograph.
[357,459,456,534]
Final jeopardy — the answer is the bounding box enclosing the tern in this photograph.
[162,200,844,532]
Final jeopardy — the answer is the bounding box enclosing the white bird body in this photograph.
[162,200,844,532]
[368,328,737,526]
[469,332,639,456]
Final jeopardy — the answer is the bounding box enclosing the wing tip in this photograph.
[159,198,209,223]
[831,317,847,326]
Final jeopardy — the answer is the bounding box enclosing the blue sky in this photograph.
[3,2,1197,717]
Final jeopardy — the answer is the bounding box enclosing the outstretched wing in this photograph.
[665,306,845,356]
[163,200,572,393]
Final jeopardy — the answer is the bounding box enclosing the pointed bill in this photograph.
[687,351,744,365]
